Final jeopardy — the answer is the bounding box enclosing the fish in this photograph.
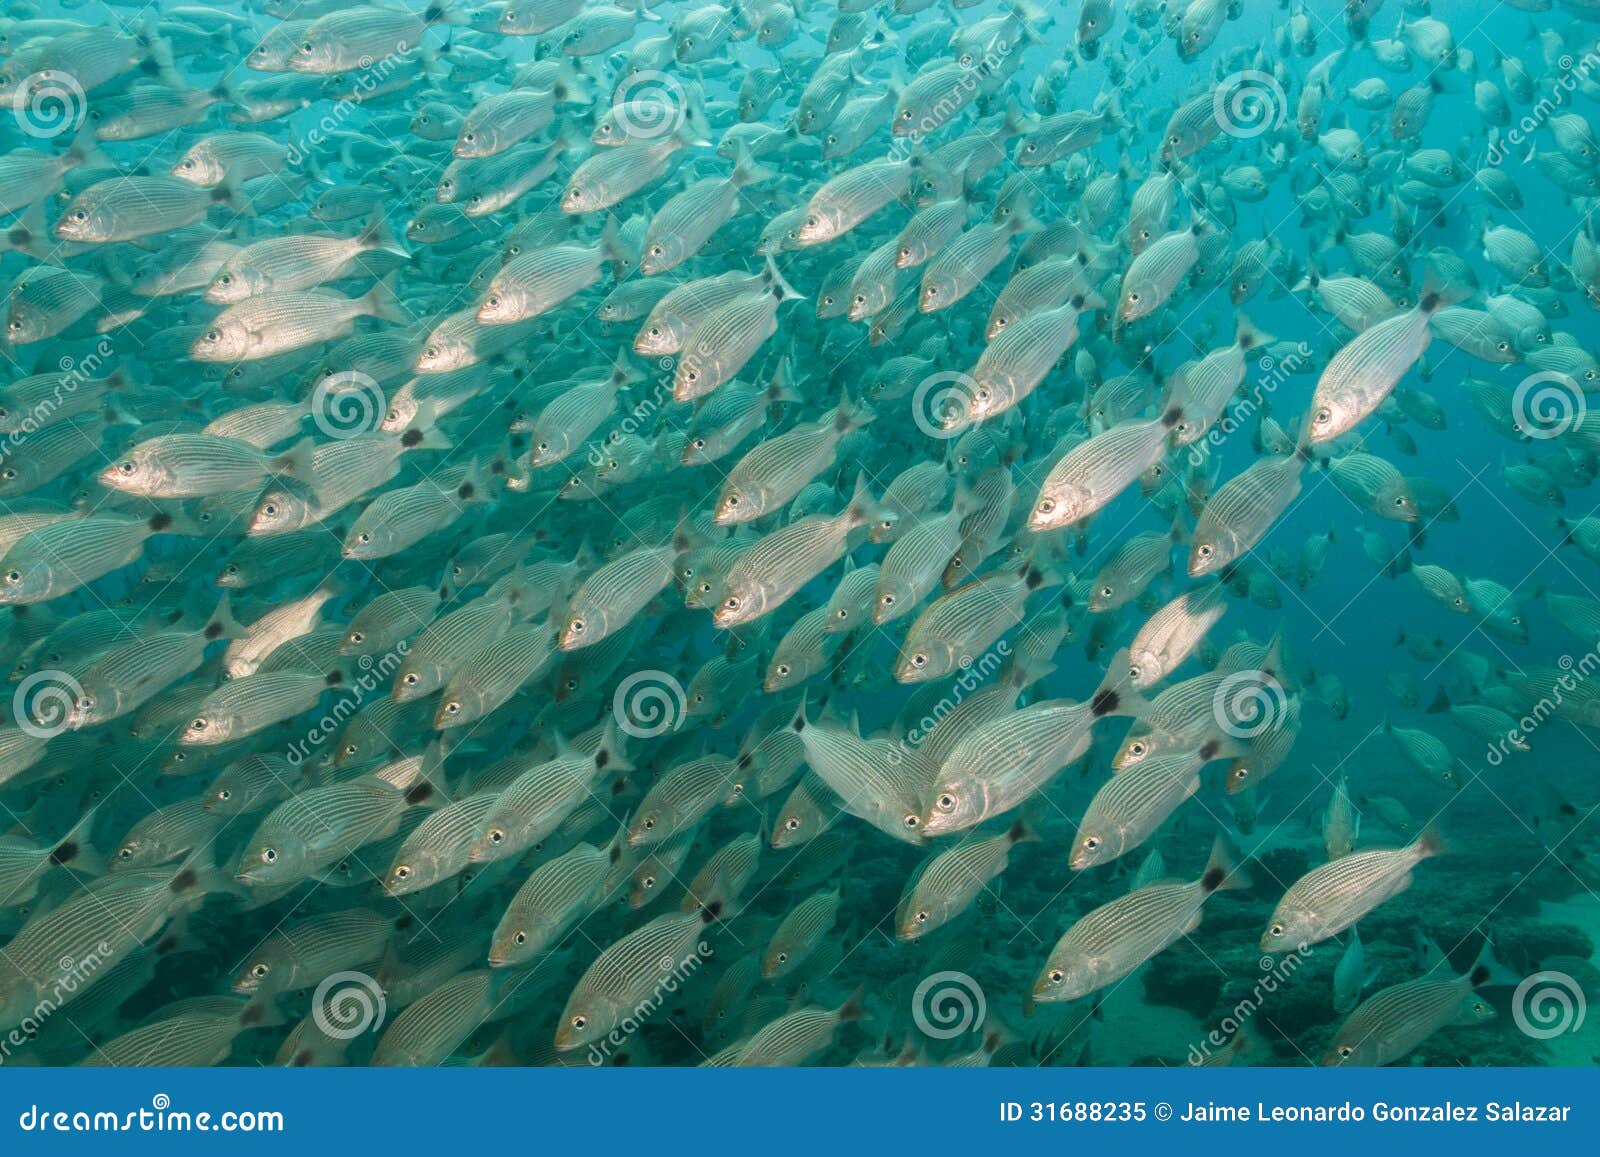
[1264,828,1445,952]
[0,0,1582,1076]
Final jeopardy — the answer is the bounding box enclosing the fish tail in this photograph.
[362,272,409,325]
[1200,834,1249,894]
[359,205,411,260]
[762,255,805,303]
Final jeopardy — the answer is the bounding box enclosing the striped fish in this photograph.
[1034,839,1246,1003]
[1263,827,1444,952]
[491,842,609,967]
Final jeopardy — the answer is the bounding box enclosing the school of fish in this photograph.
[0,0,1596,1068]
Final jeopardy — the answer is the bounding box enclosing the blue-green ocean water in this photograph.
[0,0,1596,1068]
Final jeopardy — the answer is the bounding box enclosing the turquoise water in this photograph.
[0,0,1596,1067]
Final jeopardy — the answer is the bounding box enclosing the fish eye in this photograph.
[784,817,800,831]
[640,874,656,888]
[71,210,87,222]
[251,962,270,978]
[393,865,412,880]
[935,792,956,812]
[117,846,134,860]
[260,847,277,864]
[5,571,20,584]
[487,829,505,845]
[205,329,221,343]
[1099,585,1113,597]
[570,1015,586,1030]
[1048,969,1064,984]
[442,701,461,715]
[513,930,527,945]
[910,653,927,667]
[1269,923,1284,938]
[1036,498,1056,515]
[1337,1045,1353,1057]
[189,718,208,732]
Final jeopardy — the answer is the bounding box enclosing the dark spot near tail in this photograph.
[241,1004,265,1027]
[395,914,414,931]
[49,841,79,866]
[1024,567,1044,590]
[791,712,805,733]
[1199,738,1221,761]
[609,843,622,863]
[401,428,423,448]
[204,621,225,640]
[1470,965,1490,986]
[1160,406,1182,428]
[1201,866,1226,891]
[148,512,172,532]
[1419,292,1439,311]
[157,933,179,954]
[424,3,444,20]
[325,671,344,686]
[405,783,433,805]
[458,482,475,500]
[490,459,505,475]
[595,749,610,770]
[1090,689,1118,717]
[170,867,197,892]
[1560,802,1578,817]
[292,1050,313,1067]
[736,752,752,771]
[701,900,724,923]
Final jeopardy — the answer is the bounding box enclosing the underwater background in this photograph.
[0,0,1597,1068]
